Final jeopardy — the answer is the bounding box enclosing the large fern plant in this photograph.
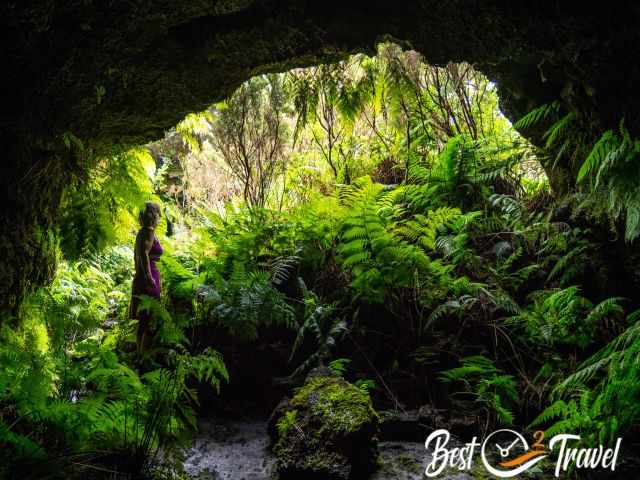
[336,177,431,302]
[197,263,295,341]
[531,310,640,446]
[508,286,624,350]
[576,123,640,242]
[440,355,519,428]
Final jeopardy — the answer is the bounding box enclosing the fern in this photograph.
[575,124,640,242]
[328,358,351,377]
[513,101,561,130]
[555,312,640,396]
[289,290,347,378]
[176,348,229,394]
[577,130,617,182]
[530,399,569,428]
[160,255,204,300]
[395,207,462,251]
[546,244,590,285]
[440,356,519,426]
[197,265,295,341]
[58,148,158,261]
[543,111,576,149]
[270,253,301,285]
[509,287,622,350]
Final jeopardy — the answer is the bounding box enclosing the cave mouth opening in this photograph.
[22,41,550,415]
[138,42,547,229]
[55,42,548,417]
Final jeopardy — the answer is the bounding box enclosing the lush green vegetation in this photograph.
[2,43,640,478]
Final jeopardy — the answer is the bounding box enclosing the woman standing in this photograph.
[129,201,163,354]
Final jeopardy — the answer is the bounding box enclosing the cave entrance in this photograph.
[4,40,551,420]
[75,43,545,415]
[146,43,546,226]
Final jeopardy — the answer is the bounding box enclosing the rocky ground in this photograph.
[182,417,475,480]
[181,413,638,479]
[183,419,275,480]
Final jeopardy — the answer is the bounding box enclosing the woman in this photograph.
[129,201,163,354]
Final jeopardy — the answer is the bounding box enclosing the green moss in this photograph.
[273,436,296,466]
[272,375,380,479]
[274,432,346,475]
[300,450,346,473]
[291,376,378,435]
[276,409,298,437]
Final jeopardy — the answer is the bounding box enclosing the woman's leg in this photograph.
[136,316,150,354]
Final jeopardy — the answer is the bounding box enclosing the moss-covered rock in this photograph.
[270,373,379,480]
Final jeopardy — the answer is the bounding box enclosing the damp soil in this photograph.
[183,419,274,480]
[182,418,476,480]
[182,416,640,480]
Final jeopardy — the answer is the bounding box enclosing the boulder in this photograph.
[269,373,379,480]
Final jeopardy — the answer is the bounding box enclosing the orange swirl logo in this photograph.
[481,429,547,477]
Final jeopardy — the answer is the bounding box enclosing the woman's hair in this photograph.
[139,201,161,227]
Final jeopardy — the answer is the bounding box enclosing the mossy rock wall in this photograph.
[270,373,379,480]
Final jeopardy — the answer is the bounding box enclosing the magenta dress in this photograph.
[130,235,163,321]
[147,236,163,298]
